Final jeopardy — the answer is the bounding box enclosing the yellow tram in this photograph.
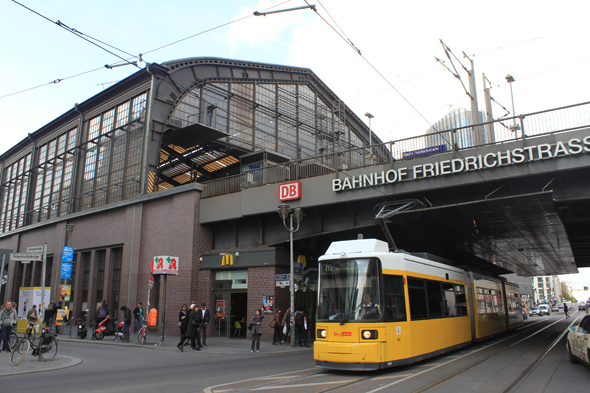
[314,238,525,371]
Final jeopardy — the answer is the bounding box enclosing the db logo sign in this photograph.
[279,181,302,201]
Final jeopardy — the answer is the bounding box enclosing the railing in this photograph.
[203,101,590,198]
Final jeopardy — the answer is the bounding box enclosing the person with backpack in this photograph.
[95,300,109,328]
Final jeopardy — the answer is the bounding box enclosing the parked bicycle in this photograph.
[9,328,19,350]
[137,318,148,345]
[10,322,58,366]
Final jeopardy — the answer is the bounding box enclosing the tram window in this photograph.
[408,278,427,320]
[384,275,407,322]
[427,281,444,318]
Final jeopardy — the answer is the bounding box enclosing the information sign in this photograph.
[275,274,290,281]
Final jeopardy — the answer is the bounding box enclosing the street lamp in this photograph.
[505,74,520,134]
[277,204,303,348]
[364,112,374,164]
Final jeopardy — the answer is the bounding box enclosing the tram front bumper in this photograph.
[314,341,383,370]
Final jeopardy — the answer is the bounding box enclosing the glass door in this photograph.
[213,293,231,337]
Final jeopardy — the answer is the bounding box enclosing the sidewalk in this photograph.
[1,329,312,376]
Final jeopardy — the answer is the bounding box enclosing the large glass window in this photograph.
[0,153,31,232]
[317,258,381,322]
[384,275,406,322]
[409,277,467,320]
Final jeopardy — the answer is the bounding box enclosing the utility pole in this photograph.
[482,73,495,144]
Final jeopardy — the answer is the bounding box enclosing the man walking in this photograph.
[564,302,570,319]
[1,301,18,352]
[133,302,144,333]
[200,303,210,346]
[44,298,57,331]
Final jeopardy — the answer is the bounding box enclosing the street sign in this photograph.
[294,268,304,274]
[10,253,43,261]
[275,274,290,281]
[148,275,154,289]
[276,280,290,287]
[27,246,44,253]
[294,262,304,268]
[294,274,303,281]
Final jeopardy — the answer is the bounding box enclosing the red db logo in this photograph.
[278,181,302,201]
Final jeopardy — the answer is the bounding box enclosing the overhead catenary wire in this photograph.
[1,0,293,100]
[11,0,140,68]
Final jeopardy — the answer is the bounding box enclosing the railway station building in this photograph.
[0,57,383,338]
[1,56,588,341]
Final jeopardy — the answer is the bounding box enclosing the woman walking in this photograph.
[281,307,291,344]
[177,304,190,351]
[272,308,282,345]
[250,309,264,352]
[187,304,203,351]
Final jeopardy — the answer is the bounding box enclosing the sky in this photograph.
[1,0,590,284]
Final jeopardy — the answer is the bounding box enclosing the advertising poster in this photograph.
[55,309,70,326]
[215,299,225,318]
[262,296,274,313]
[60,285,71,302]
[17,287,50,333]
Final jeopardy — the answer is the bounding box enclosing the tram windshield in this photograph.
[317,258,381,323]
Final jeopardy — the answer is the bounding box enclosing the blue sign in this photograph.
[294,268,304,274]
[294,262,304,268]
[61,263,72,279]
[402,144,447,159]
[62,246,74,263]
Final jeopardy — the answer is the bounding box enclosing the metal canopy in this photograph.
[162,123,229,148]
[388,192,577,277]
[158,123,251,189]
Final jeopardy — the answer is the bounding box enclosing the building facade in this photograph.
[0,57,379,338]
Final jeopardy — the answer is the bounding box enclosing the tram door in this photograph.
[212,292,247,338]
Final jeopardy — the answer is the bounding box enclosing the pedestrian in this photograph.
[177,304,190,352]
[44,298,57,332]
[281,307,291,344]
[250,309,264,352]
[200,302,210,346]
[120,306,132,342]
[187,304,202,351]
[295,307,309,347]
[133,302,144,333]
[96,300,109,328]
[26,304,38,335]
[272,308,282,345]
[1,301,18,352]
[564,302,570,318]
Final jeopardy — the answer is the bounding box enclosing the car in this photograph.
[579,304,586,311]
[552,305,559,313]
[558,303,564,309]
[566,315,590,367]
[529,307,540,316]
[538,304,550,316]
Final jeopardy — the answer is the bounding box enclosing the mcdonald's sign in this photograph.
[221,254,234,266]
[297,255,306,268]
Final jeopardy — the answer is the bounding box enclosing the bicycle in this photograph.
[137,318,148,345]
[9,329,19,350]
[10,322,58,366]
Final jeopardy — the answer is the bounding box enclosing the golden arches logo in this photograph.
[221,254,234,266]
[297,255,306,267]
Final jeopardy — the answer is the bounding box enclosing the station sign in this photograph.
[278,181,302,201]
[294,262,304,268]
[275,274,290,281]
[10,253,43,261]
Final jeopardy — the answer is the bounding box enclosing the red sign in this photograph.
[148,275,154,289]
[150,255,179,275]
[278,181,302,201]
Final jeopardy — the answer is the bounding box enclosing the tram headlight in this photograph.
[317,329,327,339]
[361,330,378,340]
